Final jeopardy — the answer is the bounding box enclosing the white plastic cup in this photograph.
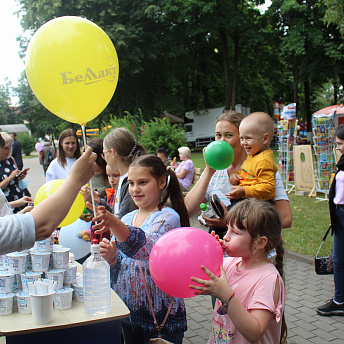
[30,250,51,272]
[45,269,65,290]
[16,292,32,314]
[63,263,77,285]
[52,248,70,269]
[0,255,6,270]
[0,271,15,293]
[30,293,54,324]
[54,287,73,310]
[6,252,28,274]
[20,271,42,293]
[0,293,14,316]
[34,234,55,252]
[72,282,83,302]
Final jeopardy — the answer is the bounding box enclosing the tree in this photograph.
[0,80,13,124]
[324,0,344,37]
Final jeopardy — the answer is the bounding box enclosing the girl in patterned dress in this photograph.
[90,155,189,344]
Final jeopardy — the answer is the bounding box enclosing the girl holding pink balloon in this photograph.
[91,155,189,344]
[190,198,286,344]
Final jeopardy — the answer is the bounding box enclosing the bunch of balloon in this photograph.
[26,16,119,227]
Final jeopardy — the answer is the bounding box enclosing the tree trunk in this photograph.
[220,27,231,110]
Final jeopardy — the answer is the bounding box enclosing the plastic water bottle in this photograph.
[83,239,111,315]
[198,203,209,226]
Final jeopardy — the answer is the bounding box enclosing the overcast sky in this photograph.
[0,0,25,91]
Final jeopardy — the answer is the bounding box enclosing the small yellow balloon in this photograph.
[25,16,119,124]
[34,179,85,227]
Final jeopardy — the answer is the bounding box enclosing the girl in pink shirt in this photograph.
[190,198,286,344]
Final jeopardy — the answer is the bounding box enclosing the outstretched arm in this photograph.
[31,146,97,241]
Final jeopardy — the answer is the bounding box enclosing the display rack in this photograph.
[312,113,336,201]
[277,119,299,190]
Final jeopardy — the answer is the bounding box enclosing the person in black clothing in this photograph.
[9,132,23,170]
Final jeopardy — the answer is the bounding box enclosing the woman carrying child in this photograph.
[190,198,286,344]
[90,155,189,344]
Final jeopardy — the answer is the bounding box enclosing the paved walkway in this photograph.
[1,156,343,343]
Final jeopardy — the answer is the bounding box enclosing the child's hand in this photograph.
[100,237,117,264]
[81,185,100,204]
[229,173,242,185]
[190,265,232,302]
[87,202,116,234]
[211,231,226,254]
[226,186,245,199]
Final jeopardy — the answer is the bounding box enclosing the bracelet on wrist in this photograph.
[221,291,235,309]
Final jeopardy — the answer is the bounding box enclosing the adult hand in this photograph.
[17,196,34,207]
[202,147,216,174]
[10,169,20,180]
[201,202,228,228]
[68,146,97,187]
[100,237,117,264]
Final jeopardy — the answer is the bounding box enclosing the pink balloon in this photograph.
[149,227,223,299]
[35,142,43,152]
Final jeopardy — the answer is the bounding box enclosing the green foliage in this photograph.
[139,117,187,157]
[17,133,35,156]
[99,109,144,140]
[324,0,344,37]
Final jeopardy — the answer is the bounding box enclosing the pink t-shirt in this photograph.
[334,170,344,205]
[209,257,285,344]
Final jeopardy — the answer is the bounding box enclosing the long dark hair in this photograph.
[130,155,190,227]
[335,124,344,140]
[58,129,81,168]
[226,198,287,343]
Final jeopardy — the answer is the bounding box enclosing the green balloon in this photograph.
[204,141,234,170]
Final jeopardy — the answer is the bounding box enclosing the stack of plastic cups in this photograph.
[0,235,79,316]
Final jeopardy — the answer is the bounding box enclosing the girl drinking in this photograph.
[190,198,286,344]
[90,155,189,344]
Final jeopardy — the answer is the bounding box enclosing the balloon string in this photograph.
[81,124,97,240]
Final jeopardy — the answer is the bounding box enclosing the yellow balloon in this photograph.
[34,179,85,227]
[25,16,119,124]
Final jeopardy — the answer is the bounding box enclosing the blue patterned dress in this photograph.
[110,207,187,334]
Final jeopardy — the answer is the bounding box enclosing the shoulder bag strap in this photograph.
[137,260,173,336]
[316,225,332,258]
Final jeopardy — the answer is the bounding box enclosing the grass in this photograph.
[190,150,333,258]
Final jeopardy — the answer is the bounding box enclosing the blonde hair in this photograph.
[0,132,13,147]
[178,146,191,159]
[241,112,275,142]
[104,127,145,165]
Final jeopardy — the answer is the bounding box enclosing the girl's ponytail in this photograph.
[162,168,190,227]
